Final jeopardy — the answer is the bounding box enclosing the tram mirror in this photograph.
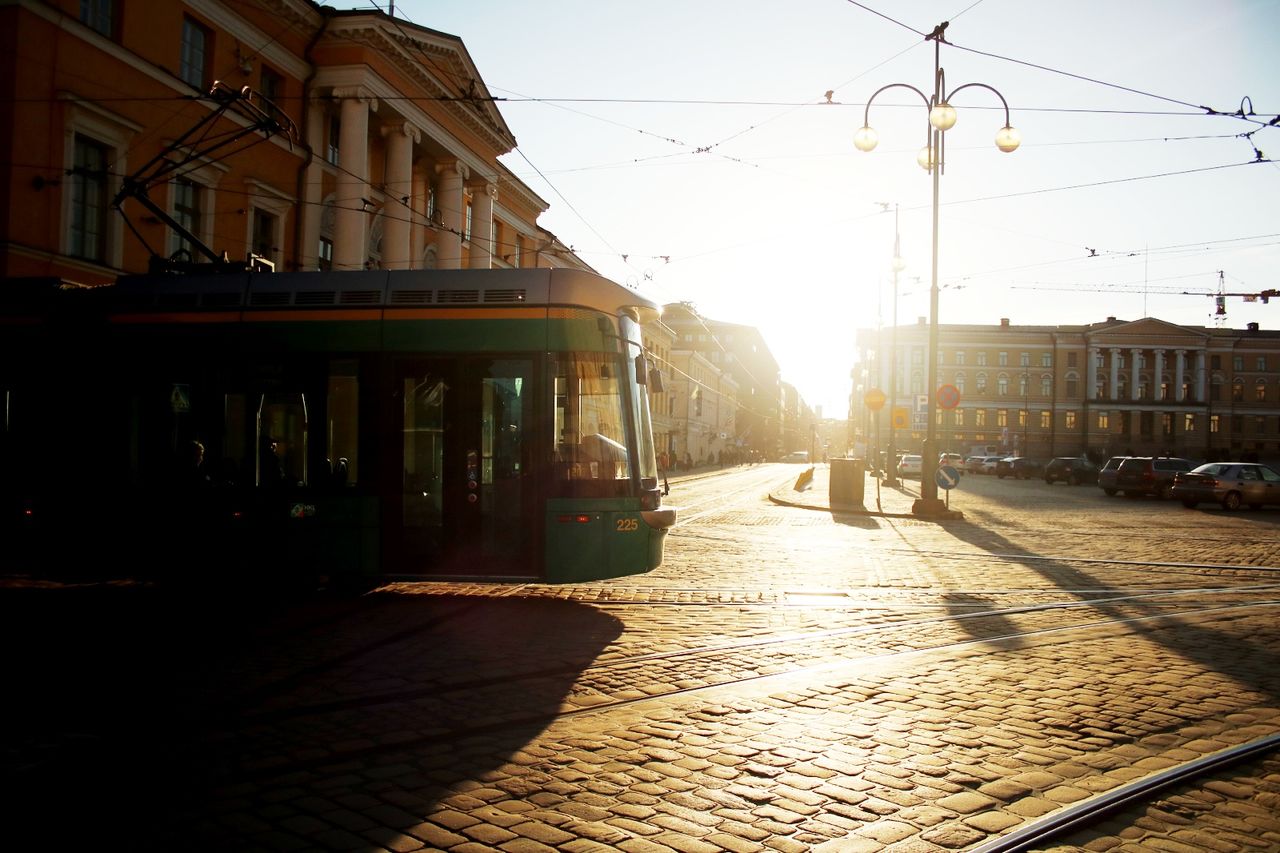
[635,354,648,386]
[649,367,665,393]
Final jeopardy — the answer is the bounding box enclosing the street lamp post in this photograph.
[854,23,1019,516]
[885,205,905,486]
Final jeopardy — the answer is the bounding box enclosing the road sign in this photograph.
[864,388,886,411]
[935,464,960,491]
[937,383,961,410]
[891,407,910,429]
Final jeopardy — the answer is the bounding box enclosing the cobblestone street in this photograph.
[5,463,1280,851]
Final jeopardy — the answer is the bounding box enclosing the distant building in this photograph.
[855,316,1280,461]
[661,302,784,459]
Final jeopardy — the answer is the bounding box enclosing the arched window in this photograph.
[1040,374,1052,396]
[1257,379,1268,403]
[997,374,1009,396]
[975,372,988,394]
[954,372,965,393]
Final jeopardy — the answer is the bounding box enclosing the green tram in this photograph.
[0,268,675,587]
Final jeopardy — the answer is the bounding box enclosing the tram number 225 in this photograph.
[615,517,640,533]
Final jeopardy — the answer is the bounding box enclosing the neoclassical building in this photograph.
[855,316,1280,461]
[1,0,587,283]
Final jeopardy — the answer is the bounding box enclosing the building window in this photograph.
[1257,356,1267,371]
[911,349,923,365]
[1211,355,1221,370]
[1019,352,1030,367]
[1232,379,1244,402]
[1040,353,1051,368]
[996,409,1008,428]
[1017,409,1027,428]
[171,178,203,259]
[997,376,1009,396]
[1163,413,1174,436]
[1067,352,1078,368]
[1098,411,1109,430]
[955,374,965,393]
[318,237,333,271]
[955,351,965,366]
[1257,416,1266,435]
[1210,415,1220,434]
[260,66,284,104]
[1257,381,1267,403]
[180,17,211,89]
[1234,355,1244,371]
[975,409,987,427]
[999,352,1009,366]
[80,0,114,37]
[976,373,987,394]
[976,352,987,366]
[1159,381,1169,401]
[1066,379,1078,398]
[1040,411,1051,429]
[953,409,965,427]
[1184,413,1196,433]
[69,135,109,262]
[1065,411,1077,430]
[327,115,340,165]
[1040,376,1051,396]
[1019,375,1029,396]
[1232,414,1244,432]
[251,209,278,261]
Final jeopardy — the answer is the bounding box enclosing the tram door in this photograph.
[395,357,534,575]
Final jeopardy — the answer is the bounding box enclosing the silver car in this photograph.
[1171,462,1280,510]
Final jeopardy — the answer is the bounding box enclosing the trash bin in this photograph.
[829,457,865,507]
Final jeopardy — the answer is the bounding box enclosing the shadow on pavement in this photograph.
[937,521,1280,707]
[0,584,622,850]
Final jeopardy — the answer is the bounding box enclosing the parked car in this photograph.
[979,455,1003,474]
[783,450,810,463]
[897,454,923,478]
[939,453,964,475]
[964,455,988,474]
[996,457,1044,479]
[1043,456,1099,485]
[1114,456,1195,499]
[1172,462,1280,510]
[1096,456,1130,496]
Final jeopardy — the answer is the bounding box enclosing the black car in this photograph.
[1043,456,1099,485]
[1114,456,1194,499]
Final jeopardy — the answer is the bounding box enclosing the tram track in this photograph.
[217,596,1280,785]
[972,731,1280,852]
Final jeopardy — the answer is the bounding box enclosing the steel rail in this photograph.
[971,732,1280,852]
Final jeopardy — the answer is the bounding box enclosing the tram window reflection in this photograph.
[554,353,631,491]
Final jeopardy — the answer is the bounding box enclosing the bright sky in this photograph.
[380,0,1280,416]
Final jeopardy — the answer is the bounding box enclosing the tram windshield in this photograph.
[620,314,659,484]
[554,353,632,492]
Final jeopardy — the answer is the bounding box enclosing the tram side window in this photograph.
[327,361,359,486]
[258,392,307,488]
[554,354,630,490]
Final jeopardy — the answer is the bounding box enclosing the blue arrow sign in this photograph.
[935,464,960,491]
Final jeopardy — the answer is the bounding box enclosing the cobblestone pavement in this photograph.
[4,463,1280,851]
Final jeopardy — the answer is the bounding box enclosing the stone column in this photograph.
[468,182,496,269]
[1130,348,1143,400]
[411,164,428,268]
[1109,348,1121,399]
[332,88,377,270]
[300,97,325,270]
[380,122,420,270]
[435,160,468,270]
[1195,350,1206,401]
[1088,346,1099,398]
[1175,350,1186,401]
[1153,349,1165,399]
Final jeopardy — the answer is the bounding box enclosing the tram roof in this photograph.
[92,268,663,322]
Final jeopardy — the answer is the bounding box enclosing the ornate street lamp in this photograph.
[854,23,1019,516]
